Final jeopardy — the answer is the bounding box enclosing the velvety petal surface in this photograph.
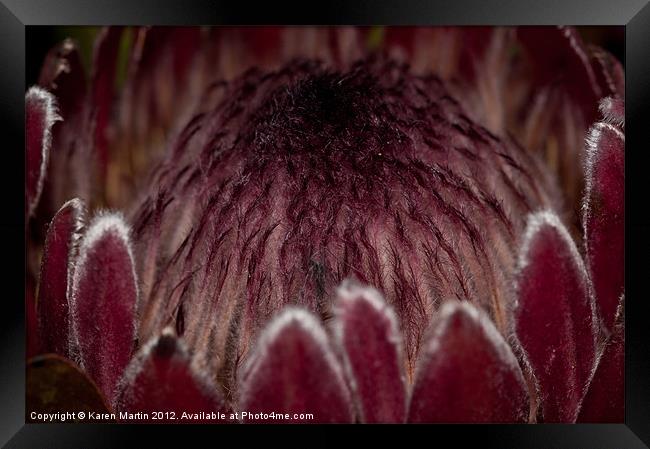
[408,301,529,423]
[70,212,138,401]
[334,282,406,423]
[37,198,86,357]
[584,111,625,331]
[27,354,111,422]
[515,211,597,422]
[577,298,624,422]
[239,308,353,423]
[115,329,228,422]
[26,87,60,217]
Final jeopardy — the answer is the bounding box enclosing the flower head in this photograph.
[26,26,624,423]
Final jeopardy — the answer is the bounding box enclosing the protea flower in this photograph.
[26,26,624,423]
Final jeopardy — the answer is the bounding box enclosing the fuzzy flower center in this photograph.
[133,59,557,379]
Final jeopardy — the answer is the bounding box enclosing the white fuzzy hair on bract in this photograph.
[332,279,406,422]
[26,86,61,216]
[238,306,351,412]
[68,210,139,369]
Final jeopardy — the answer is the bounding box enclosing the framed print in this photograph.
[2,0,649,447]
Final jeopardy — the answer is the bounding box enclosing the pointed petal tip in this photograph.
[241,307,336,383]
[408,300,529,423]
[434,300,524,374]
[583,121,625,212]
[78,211,135,257]
[334,281,406,423]
[583,119,624,331]
[515,210,598,422]
[37,197,87,357]
[72,209,138,315]
[70,210,138,402]
[116,327,228,422]
[517,209,588,280]
[247,307,333,358]
[334,280,400,338]
[26,86,62,216]
[239,307,353,423]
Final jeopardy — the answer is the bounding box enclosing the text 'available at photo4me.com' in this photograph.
[29,410,316,422]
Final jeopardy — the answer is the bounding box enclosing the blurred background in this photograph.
[26,26,624,87]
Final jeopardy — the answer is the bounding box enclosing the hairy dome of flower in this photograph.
[130,58,560,383]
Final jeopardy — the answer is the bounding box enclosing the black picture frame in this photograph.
[2,1,649,447]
